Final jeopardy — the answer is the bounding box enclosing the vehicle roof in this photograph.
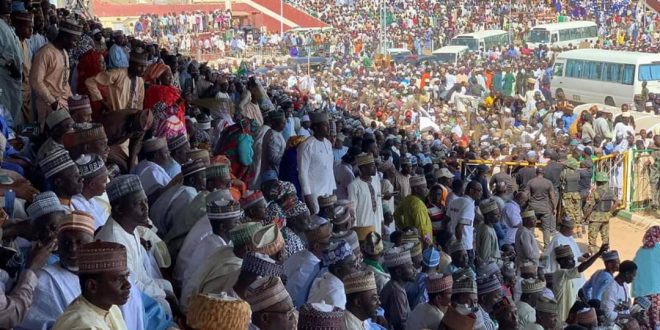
[556,49,660,64]
[387,48,411,52]
[432,45,469,53]
[452,30,508,38]
[530,21,597,31]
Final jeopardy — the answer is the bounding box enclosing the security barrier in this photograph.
[592,152,628,210]
[628,149,655,212]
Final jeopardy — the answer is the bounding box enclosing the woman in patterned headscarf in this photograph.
[632,225,660,329]
[143,63,186,138]
[280,199,311,261]
[278,135,308,200]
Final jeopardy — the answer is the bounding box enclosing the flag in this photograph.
[236,61,249,76]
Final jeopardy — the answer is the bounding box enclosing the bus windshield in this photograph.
[450,38,478,51]
[527,30,550,43]
[639,64,660,81]
[431,53,457,63]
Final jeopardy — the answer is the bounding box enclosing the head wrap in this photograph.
[426,273,453,294]
[187,293,251,329]
[249,224,284,257]
[536,296,558,314]
[602,250,620,262]
[643,226,660,248]
[476,275,501,295]
[284,200,309,219]
[245,276,292,312]
[240,191,265,210]
[298,303,344,330]
[229,222,261,248]
[521,278,546,294]
[318,194,337,208]
[383,247,412,269]
[78,241,128,274]
[452,277,478,294]
[167,134,188,151]
[321,239,352,267]
[58,211,95,236]
[362,231,384,256]
[240,252,283,278]
[142,137,168,153]
[107,175,144,203]
[446,240,468,255]
[27,191,66,219]
[58,19,83,36]
[39,148,75,179]
[68,95,92,115]
[422,247,440,268]
[409,175,427,188]
[554,245,574,259]
[343,270,377,294]
[76,154,106,179]
[576,307,598,325]
[353,226,375,242]
[355,153,375,167]
[331,230,359,252]
[143,63,169,83]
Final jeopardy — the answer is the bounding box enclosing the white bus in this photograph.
[526,21,597,48]
[449,30,510,51]
[551,49,660,106]
[430,45,470,65]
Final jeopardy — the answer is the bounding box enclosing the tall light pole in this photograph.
[379,0,387,52]
[280,0,284,36]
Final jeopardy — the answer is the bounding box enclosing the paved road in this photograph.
[533,217,649,280]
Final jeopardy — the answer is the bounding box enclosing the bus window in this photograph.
[622,64,635,85]
[583,61,602,80]
[566,59,584,78]
[603,63,621,83]
[527,30,549,43]
[551,34,558,43]
[553,62,564,77]
[639,64,660,81]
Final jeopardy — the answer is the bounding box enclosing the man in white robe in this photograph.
[178,195,241,307]
[95,175,173,314]
[298,112,336,214]
[348,153,384,235]
[284,216,332,307]
[308,240,358,309]
[543,219,586,290]
[18,212,146,330]
[601,260,637,325]
[71,154,110,229]
[407,273,452,330]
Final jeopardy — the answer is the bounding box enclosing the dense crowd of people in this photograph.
[0,0,660,329]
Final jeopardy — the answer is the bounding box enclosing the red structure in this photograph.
[91,0,328,33]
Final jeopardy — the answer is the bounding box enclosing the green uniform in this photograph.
[561,168,583,227]
[588,185,615,253]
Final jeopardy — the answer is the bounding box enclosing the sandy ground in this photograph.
[533,217,652,279]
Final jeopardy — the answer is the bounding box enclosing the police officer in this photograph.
[586,172,618,254]
[560,158,583,236]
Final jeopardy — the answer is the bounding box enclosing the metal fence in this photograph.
[592,152,628,210]
[628,149,655,212]
[460,152,630,211]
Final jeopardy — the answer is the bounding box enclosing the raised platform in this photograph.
[91,0,328,33]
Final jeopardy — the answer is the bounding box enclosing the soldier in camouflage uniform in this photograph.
[586,172,618,253]
[561,157,583,236]
[652,136,660,209]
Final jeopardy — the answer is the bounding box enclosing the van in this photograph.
[430,45,470,65]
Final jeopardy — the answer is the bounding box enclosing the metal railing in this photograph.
[628,149,656,212]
